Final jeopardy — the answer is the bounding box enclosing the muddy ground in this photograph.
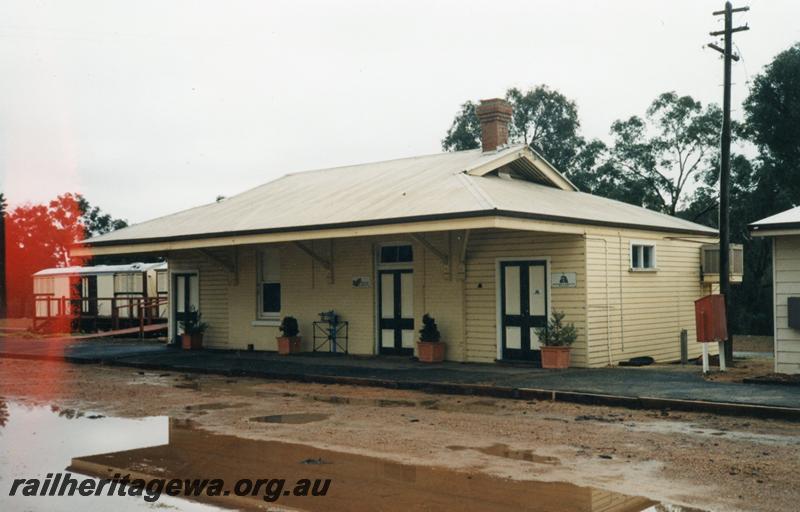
[0,358,798,512]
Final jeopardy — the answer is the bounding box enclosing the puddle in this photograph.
[69,417,704,511]
[185,402,246,412]
[303,394,513,415]
[250,413,330,424]
[447,443,560,465]
[1,398,704,511]
[0,400,217,511]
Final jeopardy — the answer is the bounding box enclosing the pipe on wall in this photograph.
[585,235,613,366]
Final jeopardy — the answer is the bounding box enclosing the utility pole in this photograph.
[708,2,749,364]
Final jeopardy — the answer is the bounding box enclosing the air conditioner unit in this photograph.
[700,244,743,284]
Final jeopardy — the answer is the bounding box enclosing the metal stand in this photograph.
[312,310,349,354]
[701,341,727,374]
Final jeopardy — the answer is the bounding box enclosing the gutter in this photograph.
[749,222,800,237]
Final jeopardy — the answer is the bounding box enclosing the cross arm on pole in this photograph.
[707,43,740,61]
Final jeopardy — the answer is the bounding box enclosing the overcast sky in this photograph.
[1,0,798,224]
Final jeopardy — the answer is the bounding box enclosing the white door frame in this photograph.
[494,257,551,361]
[167,268,199,344]
[373,242,414,355]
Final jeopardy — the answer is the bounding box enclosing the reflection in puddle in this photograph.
[70,418,696,512]
[448,443,560,465]
[250,413,330,424]
[0,399,705,512]
[0,400,217,511]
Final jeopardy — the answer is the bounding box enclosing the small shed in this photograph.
[750,207,800,374]
[33,262,168,319]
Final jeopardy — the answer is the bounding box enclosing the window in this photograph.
[156,271,168,295]
[630,243,656,271]
[258,249,281,318]
[34,277,55,295]
[380,245,413,264]
[114,273,144,294]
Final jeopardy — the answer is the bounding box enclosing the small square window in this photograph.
[380,245,413,264]
[631,244,656,270]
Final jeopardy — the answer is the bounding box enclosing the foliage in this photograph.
[0,193,6,318]
[73,193,128,238]
[3,193,127,317]
[179,309,208,335]
[279,316,300,337]
[441,101,481,151]
[505,86,586,174]
[418,313,441,343]
[743,42,800,200]
[535,311,577,347]
[605,92,722,215]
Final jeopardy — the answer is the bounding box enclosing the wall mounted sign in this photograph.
[352,276,371,288]
[551,272,577,288]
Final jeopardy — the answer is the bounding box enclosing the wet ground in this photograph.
[0,358,798,511]
[1,400,679,512]
[2,336,798,410]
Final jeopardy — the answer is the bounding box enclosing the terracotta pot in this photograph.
[277,336,302,355]
[181,333,203,350]
[417,341,445,363]
[541,346,571,369]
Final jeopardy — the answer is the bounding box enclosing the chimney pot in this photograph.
[476,98,513,152]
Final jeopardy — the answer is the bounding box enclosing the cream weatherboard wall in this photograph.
[584,227,716,366]
[167,232,466,359]
[772,235,800,374]
[463,230,589,366]
[167,227,714,367]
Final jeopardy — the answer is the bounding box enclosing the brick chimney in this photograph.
[476,98,513,152]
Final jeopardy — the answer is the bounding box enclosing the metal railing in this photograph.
[33,295,168,337]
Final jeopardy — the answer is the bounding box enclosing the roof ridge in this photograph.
[283,147,483,178]
[457,173,497,210]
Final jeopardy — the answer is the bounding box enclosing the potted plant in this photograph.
[417,314,445,363]
[535,311,577,369]
[179,309,208,350]
[276,316,302,355]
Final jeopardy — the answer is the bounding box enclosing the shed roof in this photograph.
[83,145,715,249]
[750,206,800,235]
[34,262,167,277]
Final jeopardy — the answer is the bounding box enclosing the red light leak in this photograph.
[3,194,93,388]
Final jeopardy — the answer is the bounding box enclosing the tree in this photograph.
[0,193,6,318]
[4,193,128,317]
[743,42,800,200]
[442,86,590,176]
[606,92,722,216]
[441,101,481,151]
[71,193,128,238]
[505,86,584,174]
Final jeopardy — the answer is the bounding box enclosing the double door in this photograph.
[500,260,548,362]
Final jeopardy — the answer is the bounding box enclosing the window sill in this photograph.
[629,267,658,273]
[251,319,280,327]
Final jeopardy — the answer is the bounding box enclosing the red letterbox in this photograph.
[694,294,728,343]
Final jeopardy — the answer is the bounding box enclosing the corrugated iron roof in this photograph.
[750,206,800,232]
[34,262,167,277]
[84,145,716,247]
